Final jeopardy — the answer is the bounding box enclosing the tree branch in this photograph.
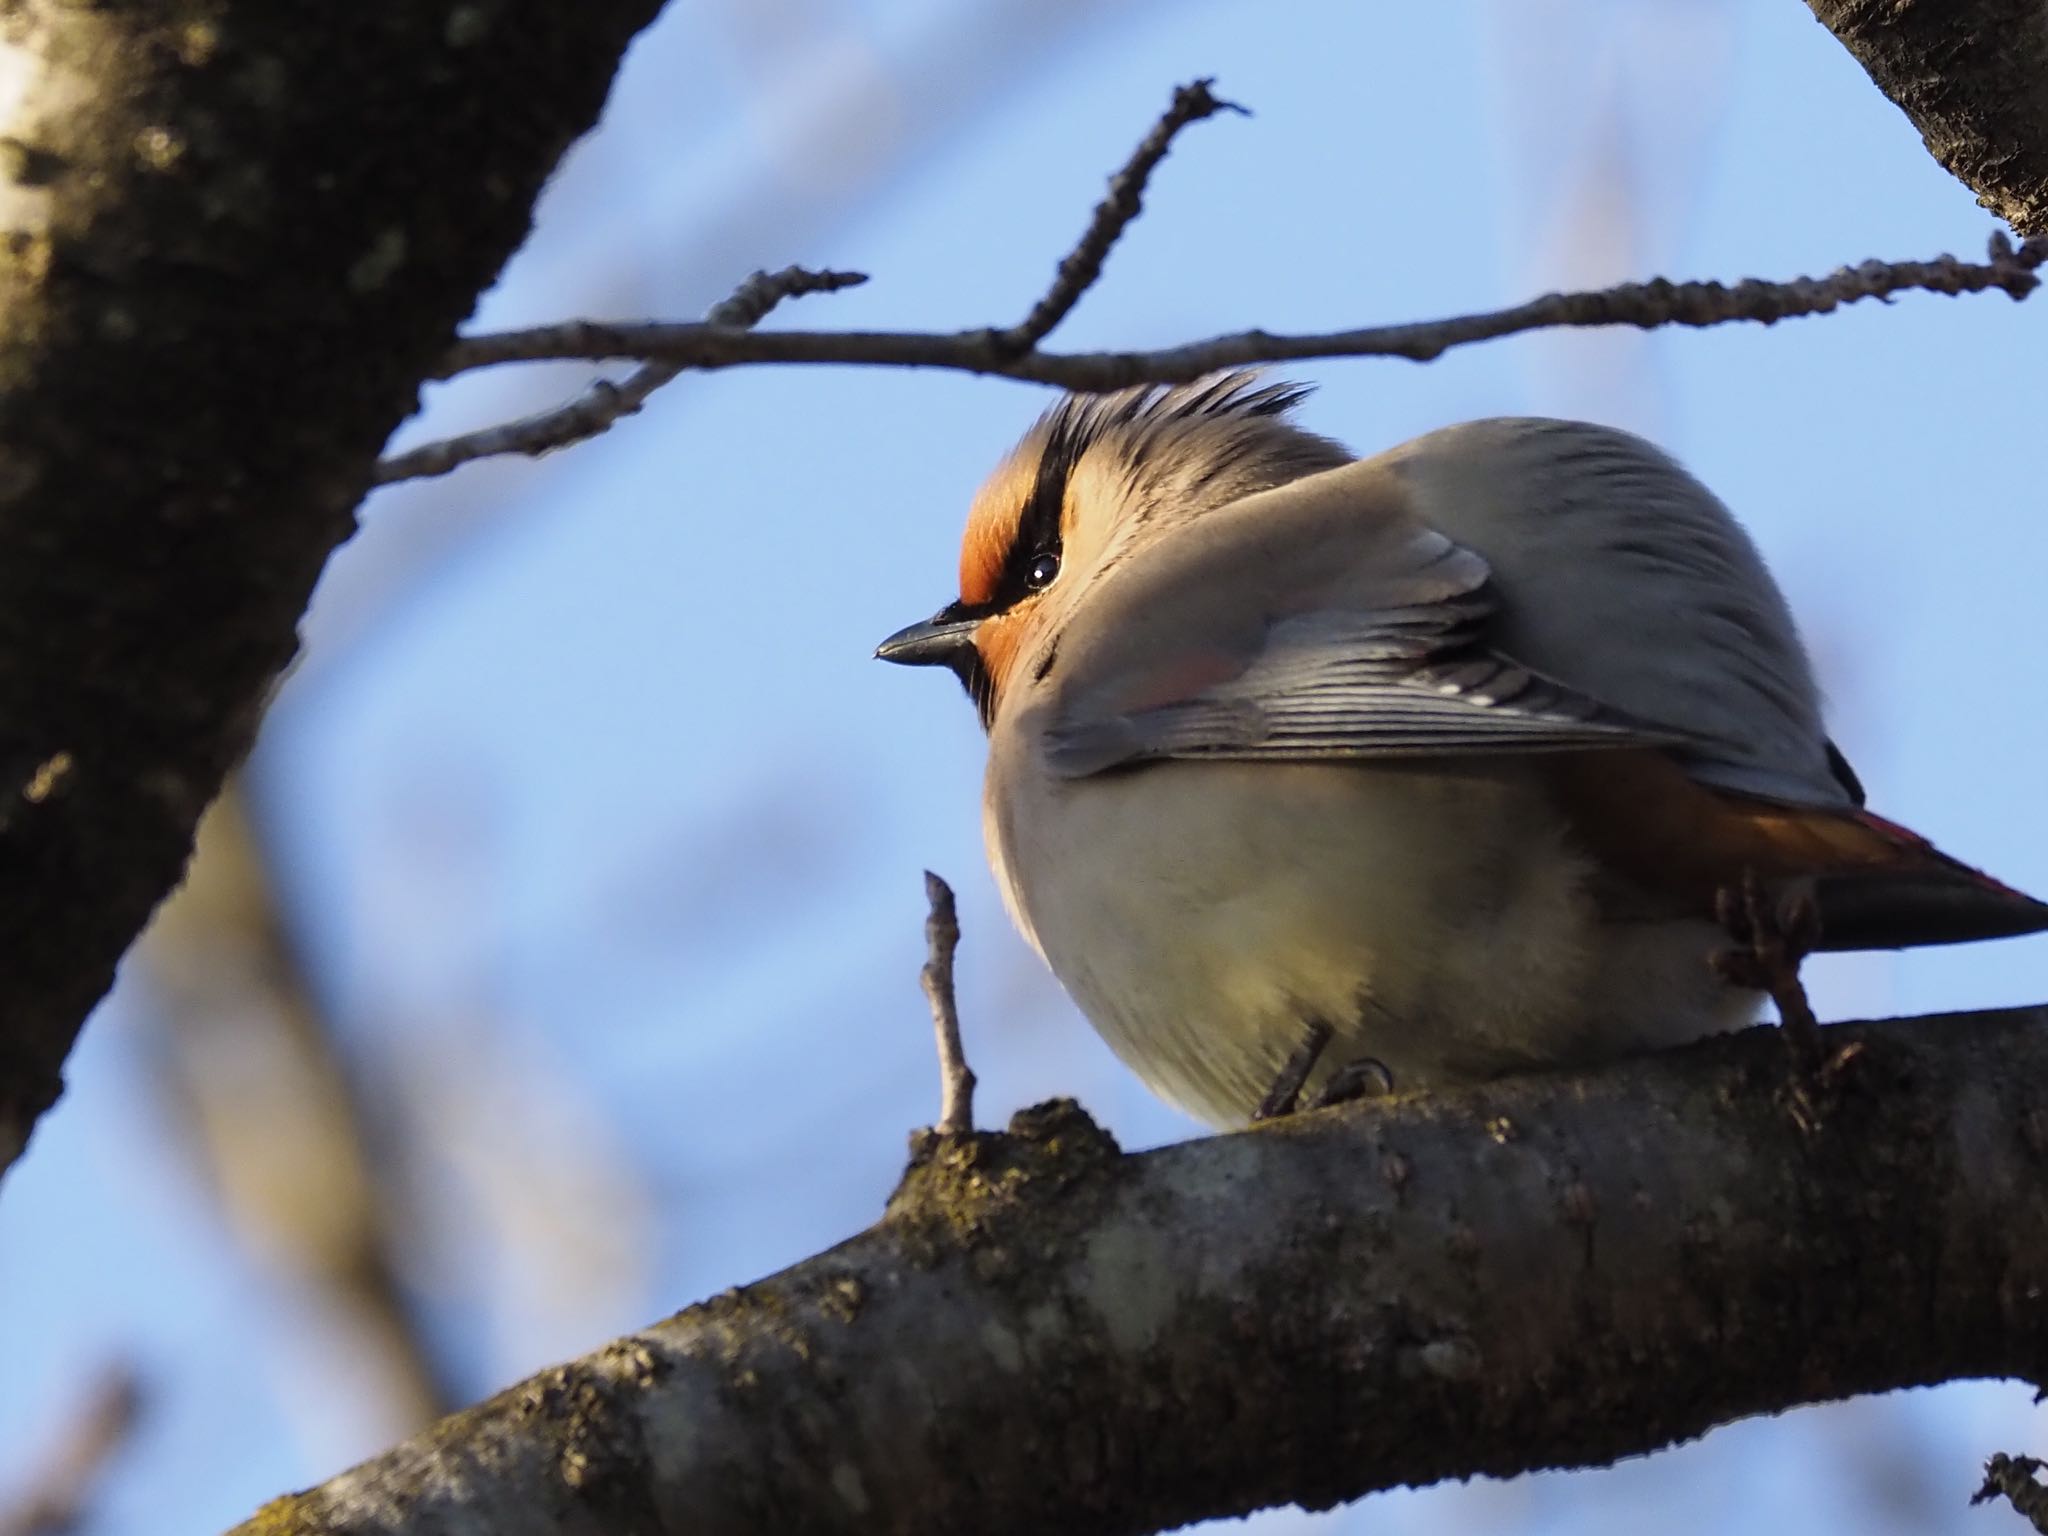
[419,233,2046,398]
[994,77,1245,354]
[358,74,2048,491]
[371,266,868,486]
[1977,1454,2048,1534]
[0,1368,143,1536]
[0,0,667,1179]
[1809,1,2048,236]
[229,1007,2048,1536]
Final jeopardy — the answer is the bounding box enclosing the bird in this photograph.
[876,373,2048,1129]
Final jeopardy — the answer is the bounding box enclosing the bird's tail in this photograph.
[1807,810,2048,951]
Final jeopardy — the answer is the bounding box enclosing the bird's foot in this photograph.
[1253,1019,1331,1121]
[1253,1020,1394,1120]
[1712,870,1860,1126]
[1308,1055,1394,1110]
[1714,869,1824,1054]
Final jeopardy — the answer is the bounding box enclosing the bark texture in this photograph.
[233,1009,2048,1536]
[1810,0,2048,233]
[0,0,666,1174]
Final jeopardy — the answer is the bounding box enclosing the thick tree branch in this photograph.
[0,0,667,1178]
[231,1008,2048,1536]
[1810,1,2048,235]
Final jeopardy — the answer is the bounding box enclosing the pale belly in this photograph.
[986,754,1755,1128]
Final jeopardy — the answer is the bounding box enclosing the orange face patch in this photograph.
[972,606,1039,702]
[958,449,1042,609]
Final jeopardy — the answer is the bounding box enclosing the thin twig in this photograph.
[424,232,2048,401]
[1976,1454,2048,1534]
[919,870,975,1137]
[0,1368,144,1536]
[700,266,868,329]
[371,266,866,486]
[994,77,1246,355]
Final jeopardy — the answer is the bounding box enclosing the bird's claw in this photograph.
[1712,869,1857,1126]
[1253,1019,1394,1121]
[1308,1055,1394,1110]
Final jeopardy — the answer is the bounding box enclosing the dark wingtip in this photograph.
[1810,871,2048,952]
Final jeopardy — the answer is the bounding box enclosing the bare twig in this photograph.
[994,77,1246,355]
[701,266,869,330]
[1975,1454,2048,1534]
[422,232,2048,402]
[0,1368,144,1536]
[919,870,975,1137]
[371,266,866,485]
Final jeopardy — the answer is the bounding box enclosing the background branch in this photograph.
[231,1008,2048,1536]
[142,787,462,1427]
[0,1368,143,1536]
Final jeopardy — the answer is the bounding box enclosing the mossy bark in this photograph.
[232,1010,2048,1536]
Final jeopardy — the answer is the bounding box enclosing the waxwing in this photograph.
[880,374,2047,1127]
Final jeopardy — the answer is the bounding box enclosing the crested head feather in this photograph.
[957,371,1351,614]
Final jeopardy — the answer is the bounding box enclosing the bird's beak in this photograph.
[875,607,980,668]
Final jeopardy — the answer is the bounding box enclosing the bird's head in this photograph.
[876,372,1348,725]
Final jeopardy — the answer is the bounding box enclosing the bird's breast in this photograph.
[981,739,1679,1125]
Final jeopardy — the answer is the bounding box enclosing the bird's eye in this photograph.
[1026,549,1061,589]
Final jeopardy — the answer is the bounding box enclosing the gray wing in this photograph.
[1380,419,1851,809]
[1042,518,1688,780]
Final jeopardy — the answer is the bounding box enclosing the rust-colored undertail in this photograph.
[1548,752,2048,951]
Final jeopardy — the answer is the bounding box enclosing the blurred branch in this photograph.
[0,1369,143,1536]
[373,267,867,486]
[0,0,667,1182]
[1810,1,2048,236]
[229,1007,2048,1536]
[1978,1454,2048,1534]
[143,786,460,1426]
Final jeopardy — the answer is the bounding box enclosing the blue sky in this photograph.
[3,2,2044,1532]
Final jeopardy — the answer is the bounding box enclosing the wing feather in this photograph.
[1042,514,1686,779]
